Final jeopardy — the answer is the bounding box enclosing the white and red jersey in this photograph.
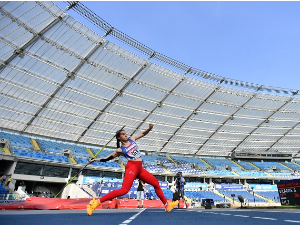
[120,139,142,160]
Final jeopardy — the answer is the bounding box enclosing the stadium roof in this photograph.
[1,1,300,157]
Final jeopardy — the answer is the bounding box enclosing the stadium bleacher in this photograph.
[1,130,300,204]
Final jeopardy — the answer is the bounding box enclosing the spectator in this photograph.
[136,179,145,208]
[7,177,12,186]
[1,174,6,185]
[173,172,186,207]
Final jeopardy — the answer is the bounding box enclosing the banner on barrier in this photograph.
[214,184,243,189]
[184,183,207,190]
[249,184,278,191]
[83,176,169,189]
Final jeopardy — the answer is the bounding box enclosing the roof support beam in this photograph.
[265,90,300,152]
[76,61,149,142]
[195,86,263,155]
[0,6,64,73]
[22,39,104,132]
[265,121,300,152]
[130,75,186,138]
[129,67,194,140]
[230,95,296,154]
[64,1,79,12]
[159,78,226,152]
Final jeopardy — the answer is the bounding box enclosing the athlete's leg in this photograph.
[87,161,141,216]
[138,168,167,205]
[100,163,139,203]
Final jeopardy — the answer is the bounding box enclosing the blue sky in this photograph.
[55,1,300,91]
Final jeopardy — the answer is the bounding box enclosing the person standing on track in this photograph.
[86,124,179,216]
[173,171,187,208]
[136,179,145,208]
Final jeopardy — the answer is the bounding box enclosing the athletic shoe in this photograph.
[165,200,179,212]
[87,198,101,216]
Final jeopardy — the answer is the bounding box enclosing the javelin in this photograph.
[53,126,125,199]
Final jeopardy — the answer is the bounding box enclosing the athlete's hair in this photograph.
[116,129,124,148]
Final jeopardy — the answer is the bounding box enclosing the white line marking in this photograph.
[145,211,164,212]
[234,215,249,218]
[253,217,277,220]
[285,220,300,223]
[220,213,231,215]
[264,211,282,213]
[119,209,145,225]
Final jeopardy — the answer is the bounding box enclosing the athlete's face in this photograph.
[118,130,128,141]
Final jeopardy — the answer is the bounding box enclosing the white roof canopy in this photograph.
[1,1,300,156]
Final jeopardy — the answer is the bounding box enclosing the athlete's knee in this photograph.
[119,187,130,195]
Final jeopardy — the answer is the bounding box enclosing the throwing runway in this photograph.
[1,208,300,225]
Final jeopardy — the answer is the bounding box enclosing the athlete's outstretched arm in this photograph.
[88,148,123,164]
[131,124,153,141]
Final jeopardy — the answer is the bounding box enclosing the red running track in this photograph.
[0,197,187,210]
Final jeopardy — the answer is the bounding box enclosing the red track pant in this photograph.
[100,160,167,205]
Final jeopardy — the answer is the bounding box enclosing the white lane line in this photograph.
[146,211,164,212]
[234,215,249,218]
[119,209,145,225]
[253,217,277,220]
[264,211,282,213]
[220,213,231,215]
[285,220,300,223]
